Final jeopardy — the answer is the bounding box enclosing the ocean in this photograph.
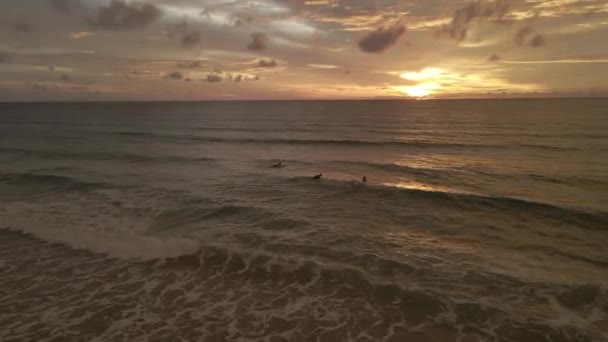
[0,99,606,341]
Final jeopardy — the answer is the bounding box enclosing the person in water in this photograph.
[362,176,367,183]
[313,173,322,180]
[272,161,283,168]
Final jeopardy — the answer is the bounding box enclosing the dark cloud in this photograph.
[87,0,162,31]
[175,20,188,32]
[49,0,80,14]
[258,59,277,67]
[530,34,546,47]
[444,0,514,41]
[12,19,34,33]
[234,15,253,27]
[358,25,406,54]
[206,74,222,82]
[60,74,70,82]
[488,54,501,62]
[165,71,184,80]
[177,60,202,69]
[514,25,534,45]
[181,31,201,47]
[247,33,269,51]
[32,83,48,92]
[166,20,188,39]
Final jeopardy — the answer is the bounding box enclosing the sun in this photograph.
[404,85,432,97]
[392,82,440,98]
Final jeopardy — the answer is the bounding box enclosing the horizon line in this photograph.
[1,95,608,105]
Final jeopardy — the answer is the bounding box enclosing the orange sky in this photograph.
[1,0,607,101]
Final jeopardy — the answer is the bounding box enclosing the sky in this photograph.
[0,0,607,101]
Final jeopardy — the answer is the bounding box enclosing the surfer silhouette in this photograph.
[271,161,283,168]
[362,176,367,183]
[313,173,322,180]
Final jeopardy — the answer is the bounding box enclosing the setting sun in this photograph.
[400,67,444,81]
[393,82,440,97]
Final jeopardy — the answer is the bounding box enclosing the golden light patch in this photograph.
[400,67,444,81]
[392,83,441,98]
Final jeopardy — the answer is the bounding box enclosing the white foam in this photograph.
[0,190,201,260]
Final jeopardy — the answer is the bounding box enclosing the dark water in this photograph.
[0,99,607,341]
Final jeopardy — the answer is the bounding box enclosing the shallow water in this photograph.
[0,99,607,341]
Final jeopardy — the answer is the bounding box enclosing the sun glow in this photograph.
[400,67,444,81]
[393,82,440,97]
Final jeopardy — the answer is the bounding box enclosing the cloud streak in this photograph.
[86,0,162,31]
[49,0,80,14]
[358,25,406,54]
[165,72,184,80]
[206,74,222,82]
[247,33,269,51]
[514,26,534,45]
[258,59,277,67]
[530,34,546,47]
[444,0,514,41]
[181,31,201,47]
[12,19,34,33]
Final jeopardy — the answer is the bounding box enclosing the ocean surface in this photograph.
[0,99,607,342]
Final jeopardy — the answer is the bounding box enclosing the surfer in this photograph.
[362,176,367,183]
[313,173,322,180]
[271,161,283,168]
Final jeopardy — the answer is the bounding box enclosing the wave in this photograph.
[323,160,606,186]
[0,147,216,164]
[149,204,271,232]
[187,137,584,151]
[110,131,580,151]
[0,172,102,191]
[514,245,608,268]
[287,177,608,230]
[1,228,603,342]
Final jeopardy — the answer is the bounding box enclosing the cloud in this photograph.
[12,19,34,33]
[358,25,406,54]
[206,74,222,82]
[514,25,534,45]
[444,0,514,41]
[177,60,202,69]
[181,31,201,47]
[488,54,501,62]
[49,0,80,14]
[258,58,277,67]
[86,0,162,31]
[165,71,184,80]
[247,33,269,51]
[175,20,188,32]
[70,32,95,40]
[530,34,545,47]
[32,83,48,92]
